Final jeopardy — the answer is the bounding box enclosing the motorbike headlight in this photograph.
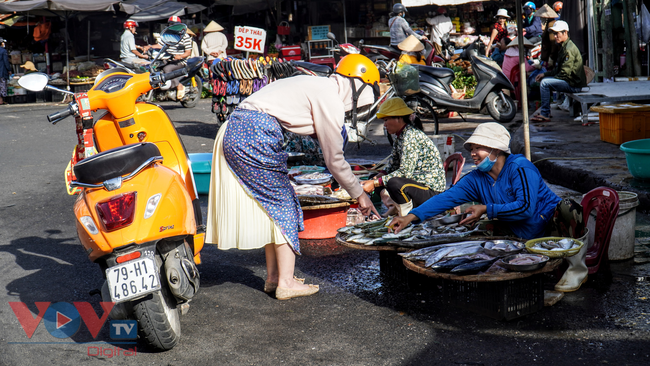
[80,216,99,235]
[144,193,162,219]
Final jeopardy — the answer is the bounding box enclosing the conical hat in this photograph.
[534,4,558,19]
[204,20,224,33]
[507,36,534,49]
[398,35,424,52]
[187,28,196,37]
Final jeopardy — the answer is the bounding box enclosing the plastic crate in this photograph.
[379,251,433,288]
[598,112,650,145]
[442,275,544,320]
[591,104,650,145]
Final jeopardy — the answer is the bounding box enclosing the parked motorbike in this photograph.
[359,38,445,66]
[103,43,203,108]
[18,24,204,351]
[326,32,360,65]
[417,54,517,123]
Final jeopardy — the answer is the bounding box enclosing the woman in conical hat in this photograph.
[201,20,227,62]
[397,35,425,65]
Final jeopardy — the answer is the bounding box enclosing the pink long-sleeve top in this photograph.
[238,74,375,199]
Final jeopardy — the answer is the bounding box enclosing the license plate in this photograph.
[106,258,161,303]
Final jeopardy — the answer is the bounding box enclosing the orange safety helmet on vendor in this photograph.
[124,20,138,28]
[334,54,381,130]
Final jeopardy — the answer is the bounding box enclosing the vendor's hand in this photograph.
[535,72,545,83]
[174,54,184,61]
[459,204,487,226]
[388,214,417,234]
[210,52,219,57]
[362,180,375,194]
[356,193,380,217]
[421,36,428,41]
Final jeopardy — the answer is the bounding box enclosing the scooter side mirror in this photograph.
[18,72,49,92]
[327,32,337,42]
[160,23,187,46]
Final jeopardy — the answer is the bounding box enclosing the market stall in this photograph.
[335,215,584,320]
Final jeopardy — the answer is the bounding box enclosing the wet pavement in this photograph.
[1,99,650,364]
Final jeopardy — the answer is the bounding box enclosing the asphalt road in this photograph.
[0,99,649,365]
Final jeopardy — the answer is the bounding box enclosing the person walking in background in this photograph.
[531,21,587,122]
[389,3,427,49]
[0,38,10,105]
[426,7,453,58]
[201,21,228,63]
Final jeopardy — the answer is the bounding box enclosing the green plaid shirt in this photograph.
[383,125,446,192]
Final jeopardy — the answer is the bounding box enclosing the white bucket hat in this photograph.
[494,9,510,19]
[464,122,511,153]
[549,20,569,33]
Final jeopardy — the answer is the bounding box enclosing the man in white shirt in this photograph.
[426,7,454,58]
[120,20,149,65]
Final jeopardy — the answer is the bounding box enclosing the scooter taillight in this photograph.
[96,192,137,232]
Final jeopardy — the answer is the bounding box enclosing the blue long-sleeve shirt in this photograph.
[523,16,542,38]
[410,154,561,239]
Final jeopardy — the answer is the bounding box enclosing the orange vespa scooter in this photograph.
[18,24,204,351]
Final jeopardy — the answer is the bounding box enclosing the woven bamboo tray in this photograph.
[403,257,562,282]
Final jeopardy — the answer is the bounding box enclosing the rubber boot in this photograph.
[397,200,413,217]
[554,241,588,292]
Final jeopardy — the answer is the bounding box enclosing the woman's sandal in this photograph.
[263,276,305,293]
[531,115,551,122]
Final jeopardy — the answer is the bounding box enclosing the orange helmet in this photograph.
[553,2,563,13]
[168,16,181,24]
[124,20,138,28]
[334,54,380,85]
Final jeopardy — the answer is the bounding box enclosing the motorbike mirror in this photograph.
[18,72,49,92]
[160,23,187,46]
[327,32,337,41]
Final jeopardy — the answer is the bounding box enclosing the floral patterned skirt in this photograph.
[222,108,304,254]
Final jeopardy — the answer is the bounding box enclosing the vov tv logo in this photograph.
[9,301,137,340]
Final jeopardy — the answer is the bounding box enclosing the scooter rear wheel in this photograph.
[132,254,181,351]
[485,91,517,122]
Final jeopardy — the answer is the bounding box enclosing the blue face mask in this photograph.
[524,8,533,16]
[476,149,497,172]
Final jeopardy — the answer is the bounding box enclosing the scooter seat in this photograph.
[417,65,455,79]
[291,61,332,76]
[73,143,162,185]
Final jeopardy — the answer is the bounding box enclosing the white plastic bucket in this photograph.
[585,191,639,261]
[430,134,455,162]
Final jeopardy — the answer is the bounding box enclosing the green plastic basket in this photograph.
[525,237,584,258]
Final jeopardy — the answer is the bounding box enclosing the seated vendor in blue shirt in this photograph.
[388,122,562,240]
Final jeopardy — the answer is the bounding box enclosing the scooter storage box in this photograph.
[189,153,212,194]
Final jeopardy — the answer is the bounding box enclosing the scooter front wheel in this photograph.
[485,91,517,122]
[132,255,181,350]
[181,76,202,108]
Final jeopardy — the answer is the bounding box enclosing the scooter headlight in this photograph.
[80,216,99,235]
[144,193,162,219]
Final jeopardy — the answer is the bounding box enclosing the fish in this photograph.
[425,247,455,268]
[450,258,497,275]
[346,234,366,242]
[399,245,442,259]
[445,245,483,258]
[351,237,373,244]
[388,226,485,247]
[337,226,355,234]
[558,238,574,250]
[429,257,476,272]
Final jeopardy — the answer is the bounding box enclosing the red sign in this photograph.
[234,26,266,53]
